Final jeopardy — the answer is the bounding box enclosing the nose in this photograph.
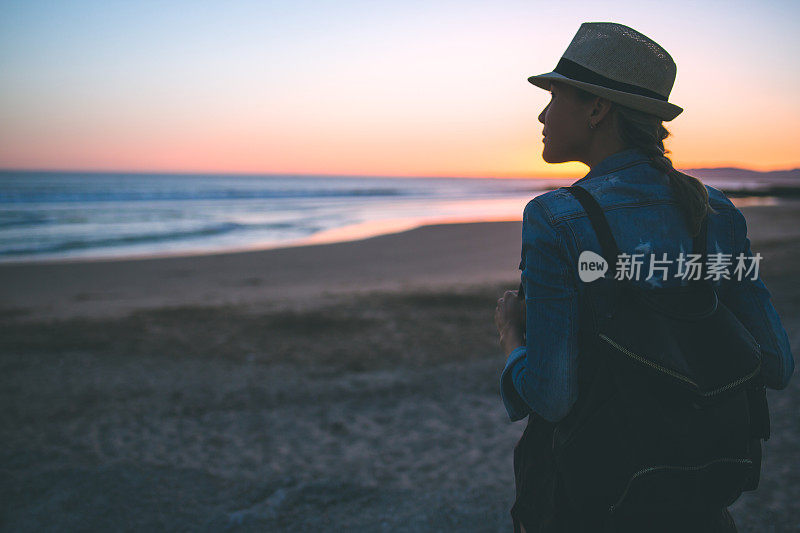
[538,103,548,125]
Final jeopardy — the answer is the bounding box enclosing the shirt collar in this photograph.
[573,148,651,185]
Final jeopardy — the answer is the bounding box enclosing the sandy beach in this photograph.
[1,203,798,531]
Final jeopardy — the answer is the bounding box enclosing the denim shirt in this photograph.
[500,148,795,423]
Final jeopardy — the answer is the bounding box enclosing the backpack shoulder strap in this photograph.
[564,185,619,264]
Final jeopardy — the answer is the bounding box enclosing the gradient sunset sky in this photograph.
[1,0,798,178]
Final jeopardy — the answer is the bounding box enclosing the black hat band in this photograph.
[553,57,668,102]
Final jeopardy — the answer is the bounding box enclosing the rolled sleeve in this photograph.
[500,198,579,423]
[501,346,529,421]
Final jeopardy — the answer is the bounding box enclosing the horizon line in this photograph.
[1,164,799,180]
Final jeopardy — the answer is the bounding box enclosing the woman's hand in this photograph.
[495,289,526,356]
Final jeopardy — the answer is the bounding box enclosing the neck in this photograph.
[581,131,629,170]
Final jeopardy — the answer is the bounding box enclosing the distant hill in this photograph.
[682,167,800,183]
[680,167,800,197]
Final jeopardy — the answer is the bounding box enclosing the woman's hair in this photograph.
[569,84,711,236]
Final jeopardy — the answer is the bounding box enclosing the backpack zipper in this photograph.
[608,457,753,513]
[598,333,760,398]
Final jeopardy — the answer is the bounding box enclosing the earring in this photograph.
[589,122,597,129]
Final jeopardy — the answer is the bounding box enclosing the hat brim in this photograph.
[528,71,683,121]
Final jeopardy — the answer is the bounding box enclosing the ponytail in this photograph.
[614,106,712,236]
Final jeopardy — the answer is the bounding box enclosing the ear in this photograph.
[589,97,615,126]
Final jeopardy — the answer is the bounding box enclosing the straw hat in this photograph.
[528,22,683,121]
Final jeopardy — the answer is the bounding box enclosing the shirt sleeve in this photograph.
[720,208,794,390]
[500,198,580,422]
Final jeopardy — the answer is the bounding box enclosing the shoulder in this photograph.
[524,188,583,226]
[522,189,584,243]
[705,184,747,227]
[521,193,569,249]
[524,192,553,221]
[705,184,737,212]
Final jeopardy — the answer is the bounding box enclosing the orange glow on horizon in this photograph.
[1,154,795,180]
[2,98,796,178]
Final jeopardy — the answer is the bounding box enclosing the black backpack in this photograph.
[510,185,770,532]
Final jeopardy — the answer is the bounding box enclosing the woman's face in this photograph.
[538,82,594,164]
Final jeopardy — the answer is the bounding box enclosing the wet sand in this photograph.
[1,204,798,531]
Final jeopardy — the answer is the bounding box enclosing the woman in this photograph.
[494,23,794,532]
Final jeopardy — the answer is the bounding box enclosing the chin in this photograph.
[542,148,566,164]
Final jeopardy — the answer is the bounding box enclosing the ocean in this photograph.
[2,170,786,263]
[0,171,567,263]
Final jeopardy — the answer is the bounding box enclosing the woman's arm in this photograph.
[499,199,580,423]
[721,208,794,389]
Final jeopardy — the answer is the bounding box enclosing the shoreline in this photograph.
[0,220,525,321]
[3,202,800,322]
[0,215,524,267]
